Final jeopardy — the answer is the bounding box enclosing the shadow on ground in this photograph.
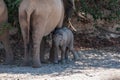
[0,46,120,77]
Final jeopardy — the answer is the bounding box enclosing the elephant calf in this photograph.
[0,0,13,64]
[50,27,79,63]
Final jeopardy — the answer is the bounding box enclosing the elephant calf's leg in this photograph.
[61,47,66,64]
[65,48,70,63]
[71,49,79,61]
[69,43,79,60]
[50,46,59,64]
[49,46,55,62]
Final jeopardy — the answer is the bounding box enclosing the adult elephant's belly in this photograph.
[43,0,64,36]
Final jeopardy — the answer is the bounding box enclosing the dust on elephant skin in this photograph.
[19,0,64,68]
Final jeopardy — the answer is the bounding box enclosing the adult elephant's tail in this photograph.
[25,10,33,43]
[19,8,34,45]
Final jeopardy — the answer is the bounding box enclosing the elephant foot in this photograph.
[74,56,80,61]
[41,59,50,64]
[49,58,59,64]
[41,58,47,63]
[65,59,71,64]
[60,60,66,64]
[22,61,31,66]
[49,58,54,63]
[74,58,79,61]
[41,60,47,63]
[73,52,80,61]
[53,60,59,64]
[32,61,41,68]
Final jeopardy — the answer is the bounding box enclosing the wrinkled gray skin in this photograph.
[0,0,13,64]
[19,0,64,68]
[50,27,79,63]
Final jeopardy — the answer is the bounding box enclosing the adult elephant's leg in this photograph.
[19,17,30,66]
[32,25,45,67]
[22,28,30,66]
[2,32,13,64]
[40,38,46,63]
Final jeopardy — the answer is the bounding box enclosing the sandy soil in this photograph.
[0,47,120,80]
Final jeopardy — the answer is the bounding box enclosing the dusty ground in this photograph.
[0,46,120,80]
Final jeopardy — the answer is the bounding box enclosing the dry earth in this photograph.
[0,46,120,80]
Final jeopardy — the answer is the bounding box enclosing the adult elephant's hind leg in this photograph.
[32,27,43,68]
[21,28,31,66]
[19,16,31,66]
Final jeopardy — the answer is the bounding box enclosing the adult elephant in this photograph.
[19,0,64,67]
[0,0,13,64]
